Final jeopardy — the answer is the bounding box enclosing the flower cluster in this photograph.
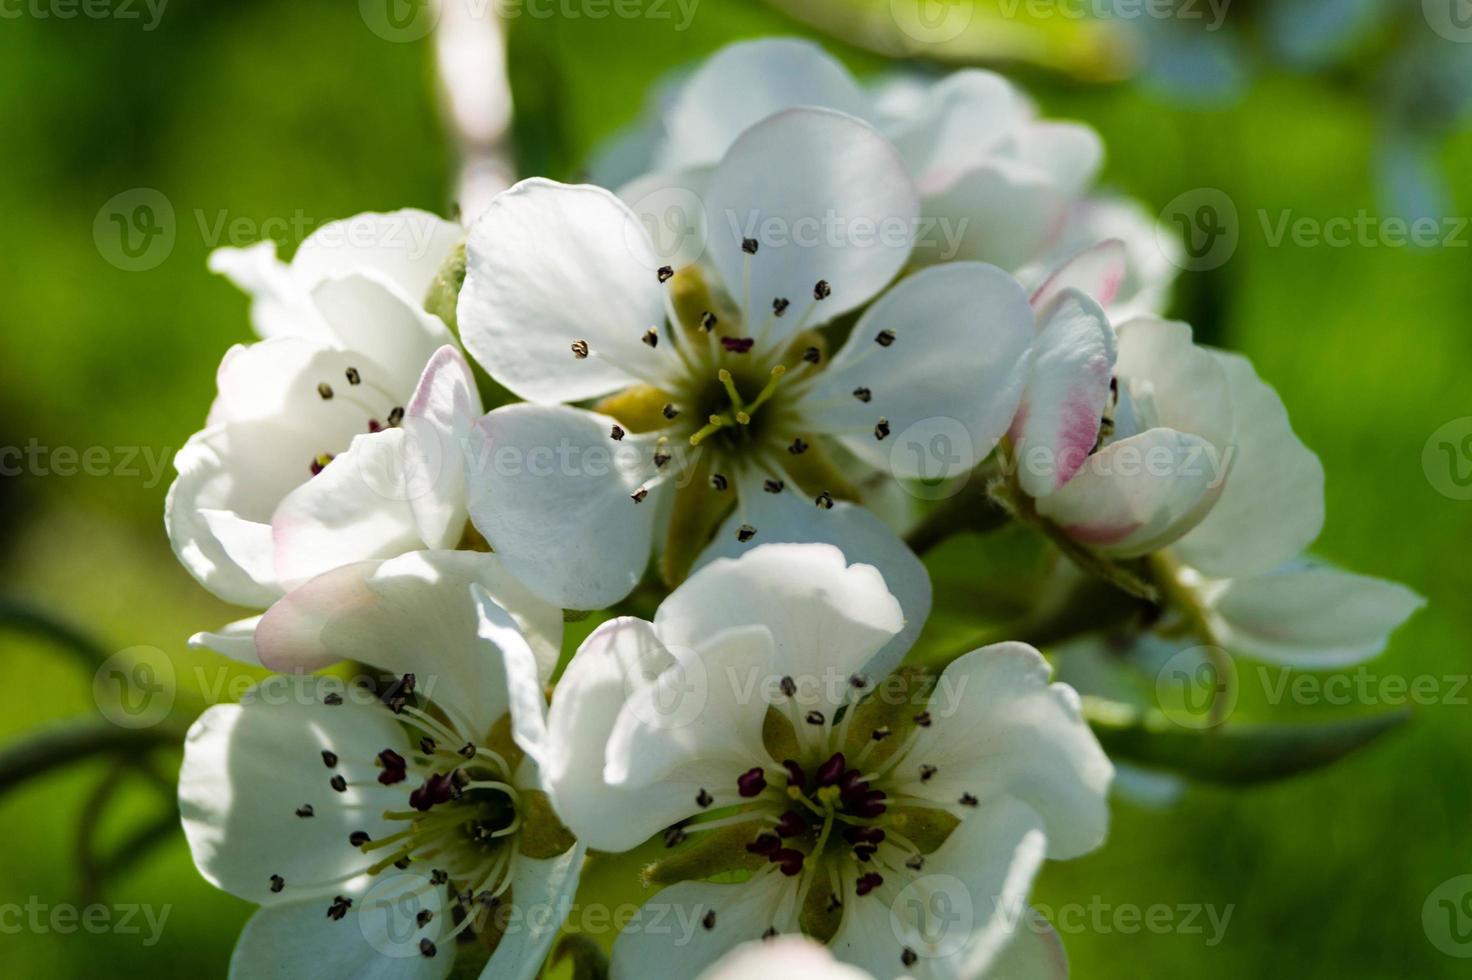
[167,37,1421,980]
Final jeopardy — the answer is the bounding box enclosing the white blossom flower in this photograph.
[1011,273,1422,665]
[538,544,1111,979]
[166,211,481,661]
[594,36,1174,305]
[178,550,578,980]
[456,109,1035,672]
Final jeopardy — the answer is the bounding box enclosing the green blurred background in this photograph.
[1,0,1469,976]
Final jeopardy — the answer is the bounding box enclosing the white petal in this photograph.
[883,69,1027,180]
[704,108,917,337]
[699,937,872,980]
[1204,562,1424,668]
[189,616,264,665]
[610,875,797,980]
[1035,427,1220,556]
[981,911,1069,980]
[290,209,463,302]
[899,642,1112,860]
[1012,121,1103,198]
[542,617,705,851]
[1029,239,1130,311]
[309,274,454,397]
[166,428,283,606]
[1168,350,1324,578]
[255,551,562,735]
[656,542,903,711]
[806,262,1033,479]
[473,584,554,766]
[179,687,406,905]
[829,796,1048,979]
[270,429,429,589]
[658,38,870,170]
[458,179,676,403]
[1029,195,1180,320]
[403,346,483,547]
[465,404,663,609]
[915,161,1067,270]
[483,843,586,980]
[697,480,930,679]
[604,624,776,789]
[1113,317,1234,455]
[1013,289,1117,499]
[227,870,453,980]
[208,241,331,342]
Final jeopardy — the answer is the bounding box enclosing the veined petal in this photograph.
[703,108,917,339]
[805,262,1033,480]
[656,542,903,712]
[464,404,663,610]
[1013,288,1117,499]
[982,910,1069,980]
[179,685,406,906]
[458,179,676,403]
[1168,350,1324,579]
[543,617,704,851]
[898,642,1112,860]
[1036,427,1221,556]
[658,38,870,171]
[1203,562,1424,668]
[610,874,798,980]
[289,209,463,303]
[255,551,562,735]
[697,479,930,680]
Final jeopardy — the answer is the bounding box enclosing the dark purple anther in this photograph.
[721,337,755,354]
[816,753,846,787]
[746,834,781,857]
[736,767,768,798]
[774,811,805,838]
[772,848,805,876]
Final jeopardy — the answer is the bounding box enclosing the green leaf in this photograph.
[1086,698,1412,785]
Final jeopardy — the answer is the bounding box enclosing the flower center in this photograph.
[307,364,406,477]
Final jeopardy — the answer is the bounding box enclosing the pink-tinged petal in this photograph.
[1013,288,1116,498]
[1030,239,1129,311]
[915,159,1069,270]
[1036,427,1221,556]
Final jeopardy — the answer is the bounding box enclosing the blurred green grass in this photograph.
[1,1,1468,977]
